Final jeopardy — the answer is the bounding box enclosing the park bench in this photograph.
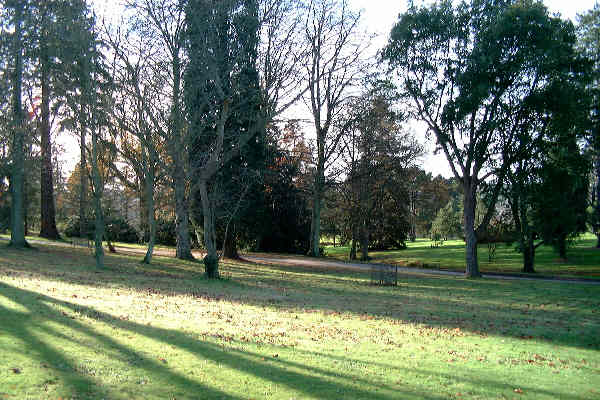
[71,237,92,252]
[370,264,398,286]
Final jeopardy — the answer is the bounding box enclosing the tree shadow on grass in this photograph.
[0,284,236,399]
[1,245,600,352]
[0,283,588,400]
[0,282,443,400]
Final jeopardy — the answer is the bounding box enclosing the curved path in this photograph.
[2,236,598,284]
[243,254,600,285]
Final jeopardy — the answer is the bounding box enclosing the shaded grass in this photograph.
[325,235,600,278]
[0,243,599,399]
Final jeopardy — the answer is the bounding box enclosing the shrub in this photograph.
[64,215,139,243]
[155,218,177,246]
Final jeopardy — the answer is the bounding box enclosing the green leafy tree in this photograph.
[383,0,587,277]
[430,198,462,241]
[577,3,600,247]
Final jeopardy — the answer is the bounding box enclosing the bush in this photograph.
[156,218,177,246]
[63,216,94,239]
[64,215,139,243]
[105,217,139,243]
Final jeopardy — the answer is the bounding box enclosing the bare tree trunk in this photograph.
[79,106,88,239]
[309,163,324,257]
[142,160,156,264]
[9,2,28,249]
[171,57,194,260]
[139,188,148,241]
[360,220,369,261]
[558,234,568,260]
[91,124,104,269]
[510,186,536,274]
[39,41,61,240]
[349,223,358,260]
[223,224,240,259]
[199,180,218,278]
[522,235,535,273]
[463,183,480,278]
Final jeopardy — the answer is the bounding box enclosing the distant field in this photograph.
[1,242,599,399]
[324,234,600,278]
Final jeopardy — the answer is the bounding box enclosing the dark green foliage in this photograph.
[253,149,311,254]
[534,142,590,259]
[64,215,93,239]
[155,219,177,247]
[384,0,591,277]
[185,0,263,275]
[105,217,139,244]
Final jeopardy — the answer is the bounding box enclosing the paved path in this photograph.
[3,236,599,285]
[243,254,600,285]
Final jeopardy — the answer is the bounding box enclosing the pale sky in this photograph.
[58,0,599,178]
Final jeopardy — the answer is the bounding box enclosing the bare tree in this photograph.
[103,22,168,264]
[303,0,368,257]
[124,0,194,260]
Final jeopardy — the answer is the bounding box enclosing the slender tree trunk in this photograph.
[309,166,324,257]
[223,225,240,259]
[463,183,480,278]
[139,188,149,242]
[349,223,358,260]
[360,220,369,261]
[171,57,194,260]
[79,105,88,238]
[522,234,535,273]
[142,160,156,264]
[39,42,60,240]
[199,180,218,278]
[511,185,536,274]
[558,234,568,260]
[9,2,28,249]
[595,156,600,248]
[91,125,104,269]
[23,176,28,237]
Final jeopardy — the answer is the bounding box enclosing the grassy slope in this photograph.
[325,235,600,278]
[1,244,599,399]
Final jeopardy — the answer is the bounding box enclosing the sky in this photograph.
[57,0,600,179]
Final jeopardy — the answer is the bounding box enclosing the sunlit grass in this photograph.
[1,243,599,399]
[325,234,600,278]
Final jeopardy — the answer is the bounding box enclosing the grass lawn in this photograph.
[325,234,600,278]
[0,243,599,399]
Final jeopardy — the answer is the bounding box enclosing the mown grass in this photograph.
[1,243,599,399]
[325,234,600,278]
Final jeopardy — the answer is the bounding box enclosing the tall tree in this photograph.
[186,0,264,278]
[384,0,587,277]
[340,89,421,260]
[577,3,600,248]
[104,22,169,264]
[124,0,195,260]
[303,0,367,257]
[5,0,29,248]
